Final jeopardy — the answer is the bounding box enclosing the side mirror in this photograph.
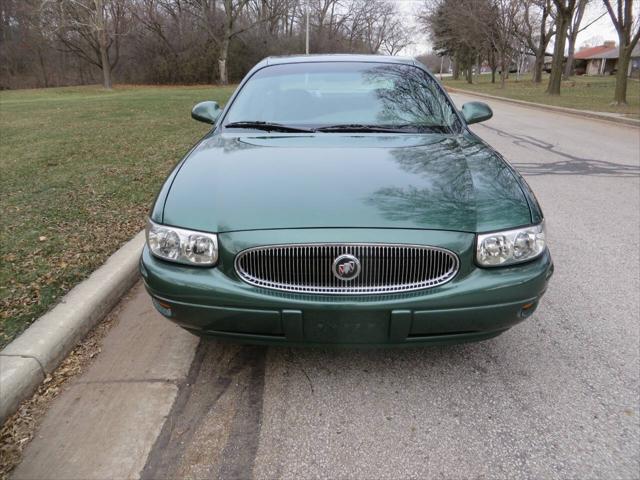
[191,101,221,124]
[461,101,493,125]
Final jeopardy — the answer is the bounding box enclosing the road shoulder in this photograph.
[11,283,199,480]
[446,87,640,127]
[0,232,145,424]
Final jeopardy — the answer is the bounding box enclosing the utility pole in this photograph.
[305,2,310,55]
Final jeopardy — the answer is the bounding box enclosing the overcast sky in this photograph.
[396,0,620,57]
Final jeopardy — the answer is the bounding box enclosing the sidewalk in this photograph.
[11,283,199,480]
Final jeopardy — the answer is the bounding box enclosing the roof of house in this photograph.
[574,44,617,60]
[600,44,640,59]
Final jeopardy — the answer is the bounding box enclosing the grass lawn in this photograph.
[442,73,640,118]
[0,84,236,348]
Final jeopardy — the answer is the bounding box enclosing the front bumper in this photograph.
[139,229,553,346]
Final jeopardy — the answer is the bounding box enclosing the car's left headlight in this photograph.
[146,219,218,266]
[476,222,546,267]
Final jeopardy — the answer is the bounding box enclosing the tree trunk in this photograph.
[218,16,232,83]
[563,0,586,79]
[218,37,229,85]
[95,0,112,89]
[466,67,473,84]
[546,12,570,95]
[218,0,234,85]
[452,60,460,80]
[488,50,497,84]
[500,60,507,88]
[533,52,544,83]
[534,1,551,84]
[99,41,112,89]
[37,48,49,88]
[613,46,631,104]
[563,31,578,79]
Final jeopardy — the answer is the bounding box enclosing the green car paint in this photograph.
[141,55,553,346]
[190,100,222,124]
[461,101,493,125]
[159,132,533,233]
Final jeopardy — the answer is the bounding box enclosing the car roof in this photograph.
[259,54,419,68]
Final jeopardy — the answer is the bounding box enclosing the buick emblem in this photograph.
[332,254,361,281]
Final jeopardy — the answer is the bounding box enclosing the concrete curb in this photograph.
[446,87,640,128]
[0,231,145,424]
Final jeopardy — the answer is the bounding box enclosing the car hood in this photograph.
[162,133,532,233]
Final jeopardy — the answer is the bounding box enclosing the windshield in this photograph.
[223,62,462,133]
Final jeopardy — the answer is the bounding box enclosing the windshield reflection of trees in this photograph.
[363,64,462,131]
[367,136,530,228]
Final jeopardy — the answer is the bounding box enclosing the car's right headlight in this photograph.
[146,219,218,266]
[476,222,546,267]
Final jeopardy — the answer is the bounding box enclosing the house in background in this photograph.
[573,41,640,77]
[573,41,617,75]
[600,44,640,78]
[631,46,640,77]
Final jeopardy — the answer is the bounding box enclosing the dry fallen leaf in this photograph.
[0,301,120,478]
[38,236,47,242]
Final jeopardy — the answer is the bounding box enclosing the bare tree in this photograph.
[218,0,243,83]
[519,0,554,83]
[563,0,588,78]
[603,0,640,104]
[546,0,577,95]
[43,0,128,89]
[420,0,522,86]
[359,0,392,53]
[484,0,521,88]
[129,0,180,77]
[1,0,57,88]
[380,19,414,55]
[420,0,487,84]
[2,0,414,87]
[186,0,265,84]
[350,0,410,54]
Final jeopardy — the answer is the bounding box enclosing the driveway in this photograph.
[12,94,640,479]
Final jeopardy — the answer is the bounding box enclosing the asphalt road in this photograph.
[13,94,640,480]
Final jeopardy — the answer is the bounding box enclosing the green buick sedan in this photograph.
[140,55,553,346]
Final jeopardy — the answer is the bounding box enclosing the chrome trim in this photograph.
[332,254,361,281]
[234,243,459,295]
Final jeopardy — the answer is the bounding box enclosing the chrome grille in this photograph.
[234,244,459,295]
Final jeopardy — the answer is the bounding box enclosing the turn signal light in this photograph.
[152,298,173,318]
[519,302,536,318]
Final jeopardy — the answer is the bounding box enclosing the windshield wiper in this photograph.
[224,121,314,133]
[314,124,449,133]
[314,124,407,133]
